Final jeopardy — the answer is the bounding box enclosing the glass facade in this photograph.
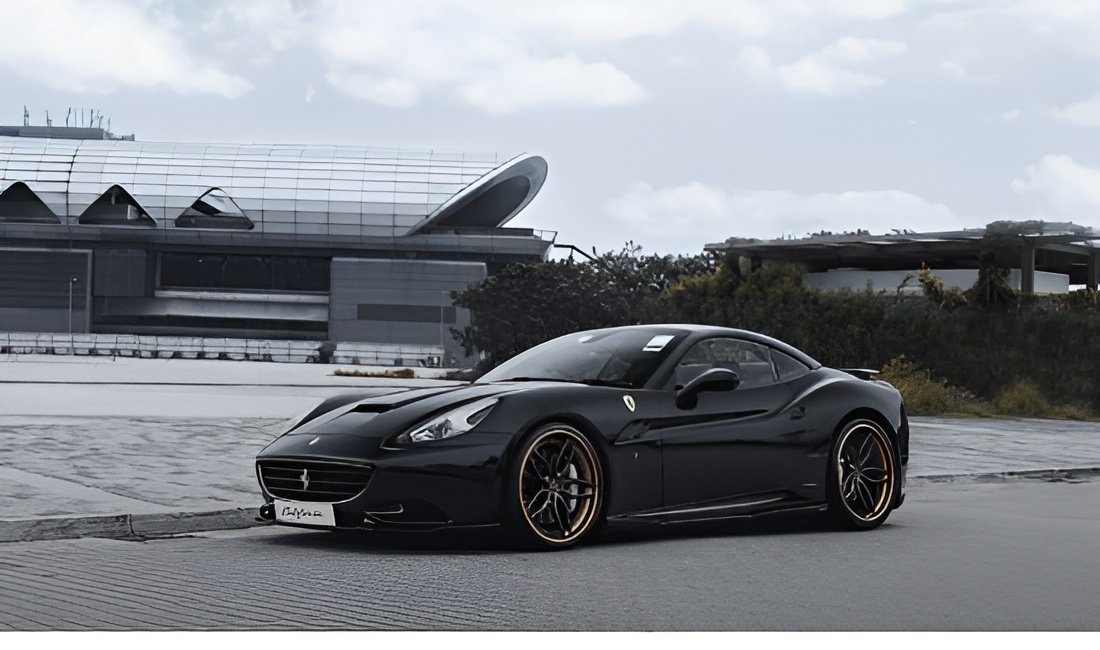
[0,136,544,238]
[159,253,330,292]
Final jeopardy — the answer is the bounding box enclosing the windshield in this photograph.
[477,328,689,389]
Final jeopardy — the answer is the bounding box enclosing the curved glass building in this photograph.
[0,126,553,363]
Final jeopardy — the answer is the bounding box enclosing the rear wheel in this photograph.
[505,423,604,550]
[827,419,896,530]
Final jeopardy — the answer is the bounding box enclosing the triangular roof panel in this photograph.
[0,181,61,224]
[78,185,156,227]
[175,188,254,230]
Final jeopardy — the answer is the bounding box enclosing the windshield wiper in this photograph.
[498,376,633,388]
[576,378,633,388]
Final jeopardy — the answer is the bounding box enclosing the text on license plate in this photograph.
[274,500,336,526]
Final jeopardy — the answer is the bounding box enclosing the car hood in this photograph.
[256,381,548,460]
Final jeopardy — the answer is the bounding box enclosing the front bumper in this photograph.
[894,405,910,508]
[256,432,510,531]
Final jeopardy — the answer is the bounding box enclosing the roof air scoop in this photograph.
[79,185,156,227]
[176,188,254,230]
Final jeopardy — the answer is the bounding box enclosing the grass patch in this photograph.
[332,368,416,378]
[993,379,1095,420]
[877,356,988,416]
[992,379,1051,417]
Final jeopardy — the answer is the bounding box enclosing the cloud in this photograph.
[602,181,959,254]
[1010,0,1100,57]
[736,46,775,84]
[216,0,303,50]
[940,60,967,79]
[503,1,909,43]
[1011,155,1100,218]
[1051,93,1100,127]
[1002,108,1022,124]
[325,72,422,108]
[744,37,907,95]
[297,1,910,112]
[1,0,251,97]
[458,56,647,115]
[312,0,647,113]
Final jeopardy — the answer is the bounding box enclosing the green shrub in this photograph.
[993,379,1052,417]
[878,356,952,415]
[451,244,1100,417]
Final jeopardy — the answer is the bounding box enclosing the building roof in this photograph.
[0,134,547,238]
[704,222,1100,285]
[705,223,1099,255]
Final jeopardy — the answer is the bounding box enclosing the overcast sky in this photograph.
[3,0,1100,255]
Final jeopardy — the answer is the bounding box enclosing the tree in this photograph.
[451,244,713,369]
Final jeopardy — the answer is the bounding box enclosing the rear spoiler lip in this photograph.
[839,368,881,380]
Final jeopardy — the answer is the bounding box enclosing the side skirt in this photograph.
[607,498,826,526]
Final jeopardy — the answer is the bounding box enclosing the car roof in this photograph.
[575,324,822,369]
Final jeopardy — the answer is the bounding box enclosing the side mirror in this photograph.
[675,367,740,410]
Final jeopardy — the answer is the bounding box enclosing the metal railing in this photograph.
[0,331,445,367]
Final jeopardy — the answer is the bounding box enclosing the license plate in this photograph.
[274,500,336,527]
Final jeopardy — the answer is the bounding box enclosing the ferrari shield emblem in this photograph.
[623,395,636,412]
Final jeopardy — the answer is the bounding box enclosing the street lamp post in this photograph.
[67,276,79,346]
[439,290,447,348]
[439,289,450,367]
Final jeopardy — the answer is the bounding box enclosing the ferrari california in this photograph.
[256,325,908,549]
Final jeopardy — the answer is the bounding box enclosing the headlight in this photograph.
[396,397,499,444]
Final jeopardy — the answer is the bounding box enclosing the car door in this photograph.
[657,337,809,509]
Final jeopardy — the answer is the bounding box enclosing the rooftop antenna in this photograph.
[45,109,51,127]
[107,116,111,133]
[65,107,72,127]
[23,105,29,126]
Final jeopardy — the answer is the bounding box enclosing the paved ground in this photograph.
[0,478,1096,630]
[0,354,450,520]
[1,355,1098,631]
[1,412,1097,521]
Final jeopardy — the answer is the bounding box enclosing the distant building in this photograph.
[705,223,1100,295]
[0,126,551,363]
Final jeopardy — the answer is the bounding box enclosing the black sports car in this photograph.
[256,325,908,549]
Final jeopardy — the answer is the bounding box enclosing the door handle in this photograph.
[790,406,806,420]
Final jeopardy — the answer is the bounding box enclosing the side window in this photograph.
[771,349,810,382]
[675,338,777,389]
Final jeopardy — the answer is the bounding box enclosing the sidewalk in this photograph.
[1,355,1098,540]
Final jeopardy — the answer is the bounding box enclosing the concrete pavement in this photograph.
[1,411,1097,541]
[1,479,1097,630]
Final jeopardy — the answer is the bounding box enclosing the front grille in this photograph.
[258,459,372,502]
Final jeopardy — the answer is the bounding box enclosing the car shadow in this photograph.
[592,510,841,547]
[251,509,844,555]
[252,525,509,555]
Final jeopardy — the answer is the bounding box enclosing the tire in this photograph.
[504,423,605,550]
[827,418,897,530]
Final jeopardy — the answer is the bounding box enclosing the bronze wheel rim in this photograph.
[519,428,601,544]
[836,422,895,522]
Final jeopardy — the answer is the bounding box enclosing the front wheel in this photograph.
[827,419,897,530]
[504,423,605,550]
